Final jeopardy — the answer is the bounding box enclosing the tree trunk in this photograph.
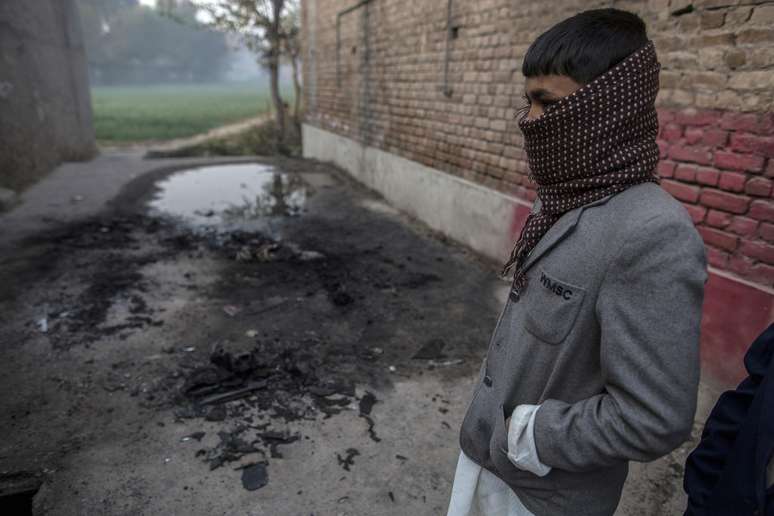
[290,52,301,123]
[268,57,285,143]
[269,0,286,150]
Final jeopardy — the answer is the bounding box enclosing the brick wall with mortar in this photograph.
[301,0,774,291]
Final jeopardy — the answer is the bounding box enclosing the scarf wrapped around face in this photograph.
[503,40,662,296]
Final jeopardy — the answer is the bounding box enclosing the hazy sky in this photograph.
[138,0,218,7]
[138,0,214,23]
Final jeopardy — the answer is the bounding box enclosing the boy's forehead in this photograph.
[525,75,584,98]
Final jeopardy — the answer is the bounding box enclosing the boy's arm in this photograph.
[533,214,707,472]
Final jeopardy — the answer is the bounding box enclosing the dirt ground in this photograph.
[0,153,714,515]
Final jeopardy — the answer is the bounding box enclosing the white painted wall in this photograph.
[303,123,531,263]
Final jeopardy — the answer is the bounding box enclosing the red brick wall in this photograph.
[658,108,774,285]
[302,0,774,289]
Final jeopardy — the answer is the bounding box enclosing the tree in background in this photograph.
[282,1,302,125]
[77,0,230,85]
[192,0,300,149]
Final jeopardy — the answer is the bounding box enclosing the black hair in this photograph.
[522,8,648,84]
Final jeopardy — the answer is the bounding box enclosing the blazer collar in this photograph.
[519,193,616,273]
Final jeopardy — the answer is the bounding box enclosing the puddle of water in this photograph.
[146,164,307,229]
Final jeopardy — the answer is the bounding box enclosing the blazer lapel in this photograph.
[519,208,583,273]
[520,193,616,273]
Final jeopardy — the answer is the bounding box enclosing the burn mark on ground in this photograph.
[0,164,498,497]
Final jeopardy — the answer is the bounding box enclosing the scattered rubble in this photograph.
[171,340,380,478]
[203,429,262,470]
[358,391,377,416]
[36,316,48,334]
[241,463,269,491]
[336,448,360,471]
[181,432,206,442]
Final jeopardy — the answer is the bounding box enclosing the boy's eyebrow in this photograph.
[526,88,561,101]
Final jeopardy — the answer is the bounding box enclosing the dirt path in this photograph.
[99,114,270,157]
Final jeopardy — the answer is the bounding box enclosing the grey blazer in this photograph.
[458,182,708,516]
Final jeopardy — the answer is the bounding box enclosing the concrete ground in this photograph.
[0,152,721,515]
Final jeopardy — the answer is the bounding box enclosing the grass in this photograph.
[91,83,289,143]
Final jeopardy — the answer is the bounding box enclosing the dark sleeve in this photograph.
[683,377,758,513]
[683,324,774,513]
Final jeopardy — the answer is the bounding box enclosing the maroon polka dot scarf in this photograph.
[503,40,662,296]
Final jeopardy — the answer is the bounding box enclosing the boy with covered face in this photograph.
[448,8,707,516]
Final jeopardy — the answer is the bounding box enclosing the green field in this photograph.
[91,83,282,143]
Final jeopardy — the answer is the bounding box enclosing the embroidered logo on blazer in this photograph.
[540,272,574,300]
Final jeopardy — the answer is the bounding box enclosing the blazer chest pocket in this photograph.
[523,268,586,345]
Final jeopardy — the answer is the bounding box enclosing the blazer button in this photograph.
[483,375,492,387]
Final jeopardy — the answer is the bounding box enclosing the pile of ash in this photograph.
[174,340,379,476]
